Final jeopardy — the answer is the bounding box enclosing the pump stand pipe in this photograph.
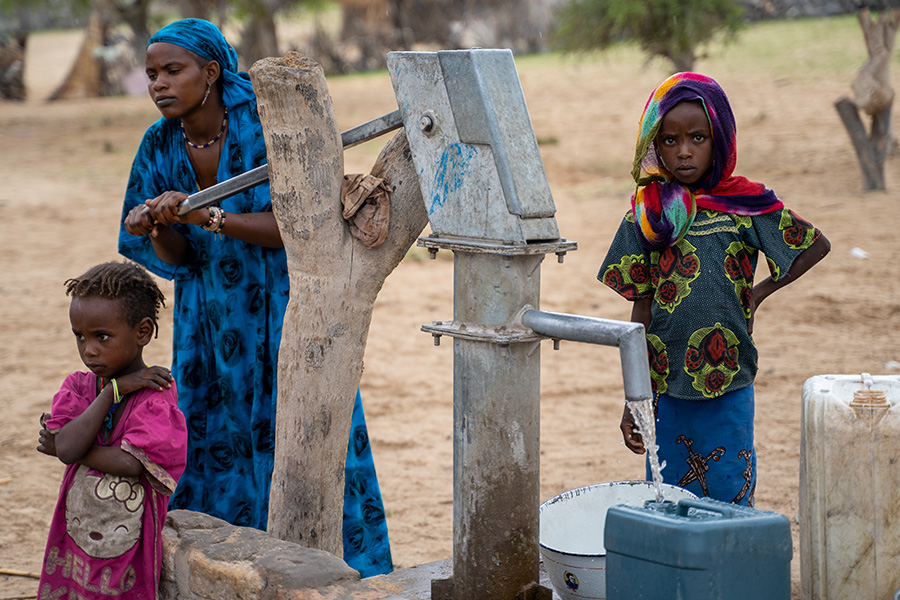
[521,309,653,403]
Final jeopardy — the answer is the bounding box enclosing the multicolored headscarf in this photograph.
[148,18,256,110]
[631,72,783,251]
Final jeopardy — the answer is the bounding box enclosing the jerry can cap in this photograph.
[849,372,889,407]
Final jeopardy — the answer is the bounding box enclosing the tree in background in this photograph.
[49,0,122,100]
[4,0,556,97]
[0,0,324,100]
[0,0,92,100]
[0,0,151,100]
[552,0,745,73]
[180,0,228,22]
[835,8,900,191]
[310,0,555,74]
[118,0,154,63]
[0,0,91,33]
[0,33,27,100]
[235,0,328,70]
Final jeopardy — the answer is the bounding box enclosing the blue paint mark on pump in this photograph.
[430,143,478,215]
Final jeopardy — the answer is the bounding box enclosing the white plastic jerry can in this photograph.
[800,373,900,600]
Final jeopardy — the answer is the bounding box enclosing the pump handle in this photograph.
[176,109,403,215]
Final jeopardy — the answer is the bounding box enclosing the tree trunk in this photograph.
[0,33,27,101]
[249,52,427,554]
[179,0,213,20]
[118,0,152,66]
[321,0,555,75]
[48,0,117,101]
[837,9,900,190]
[836,96,888,190]
[176,0,228,24]
[852,8,900,115]
[668,49,696,74]
[238,10,280,68]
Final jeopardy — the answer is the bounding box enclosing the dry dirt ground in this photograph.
[2,23,899,599]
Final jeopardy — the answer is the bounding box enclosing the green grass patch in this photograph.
[705,15,869,79]
[513,14,876,82]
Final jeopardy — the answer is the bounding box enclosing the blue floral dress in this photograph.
[600,208,822,505]
[118,28,391,572]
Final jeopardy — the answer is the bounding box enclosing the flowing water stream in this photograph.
[627,398,666,502]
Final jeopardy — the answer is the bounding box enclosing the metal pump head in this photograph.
[387,48,560,246]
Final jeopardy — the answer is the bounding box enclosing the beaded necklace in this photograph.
[181,106,228,149]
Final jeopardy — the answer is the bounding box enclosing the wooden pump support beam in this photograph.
[248,52,428,555]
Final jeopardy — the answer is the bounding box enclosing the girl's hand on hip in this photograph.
[620,404,646,454]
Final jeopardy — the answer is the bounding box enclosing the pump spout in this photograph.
[521,309,653,403]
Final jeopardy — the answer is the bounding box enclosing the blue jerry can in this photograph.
[604,497,792,600]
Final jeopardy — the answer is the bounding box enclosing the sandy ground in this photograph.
[2,22,899,598]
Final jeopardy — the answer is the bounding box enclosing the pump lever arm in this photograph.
[176,109,403,215]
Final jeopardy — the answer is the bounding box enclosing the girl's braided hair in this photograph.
[65,261,166,337]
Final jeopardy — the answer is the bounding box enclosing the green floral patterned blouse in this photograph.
[599,208,821,400]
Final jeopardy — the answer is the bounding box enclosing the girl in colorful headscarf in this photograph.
[118,19,392,576]
[598,73,830,504]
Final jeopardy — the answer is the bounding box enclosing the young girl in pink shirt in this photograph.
[37,261,187,599]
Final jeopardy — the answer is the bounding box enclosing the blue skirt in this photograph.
[648,385,757,506]
[343,389,393,577]
[171,389,393,577]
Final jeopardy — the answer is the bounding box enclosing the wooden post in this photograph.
[249,52,427,555]
[836,8,900,191]
[852,8,900,117]
[835,97,889,191]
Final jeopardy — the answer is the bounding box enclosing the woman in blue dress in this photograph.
[119,18,392,577]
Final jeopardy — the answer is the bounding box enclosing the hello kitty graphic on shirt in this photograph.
[65,465,145,559]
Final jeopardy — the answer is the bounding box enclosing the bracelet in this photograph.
[202,206,226,233]
[111,378,121,405]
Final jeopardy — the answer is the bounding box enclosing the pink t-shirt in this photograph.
[39,371,187,599]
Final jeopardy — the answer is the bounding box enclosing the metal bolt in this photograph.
[553,339,560,350]
[429,248,438,260]
[419,112,435,133]
[433,333,442,346]
[556,251,566,264]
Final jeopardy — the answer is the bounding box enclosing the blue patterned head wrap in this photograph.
[148,18,256,109]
